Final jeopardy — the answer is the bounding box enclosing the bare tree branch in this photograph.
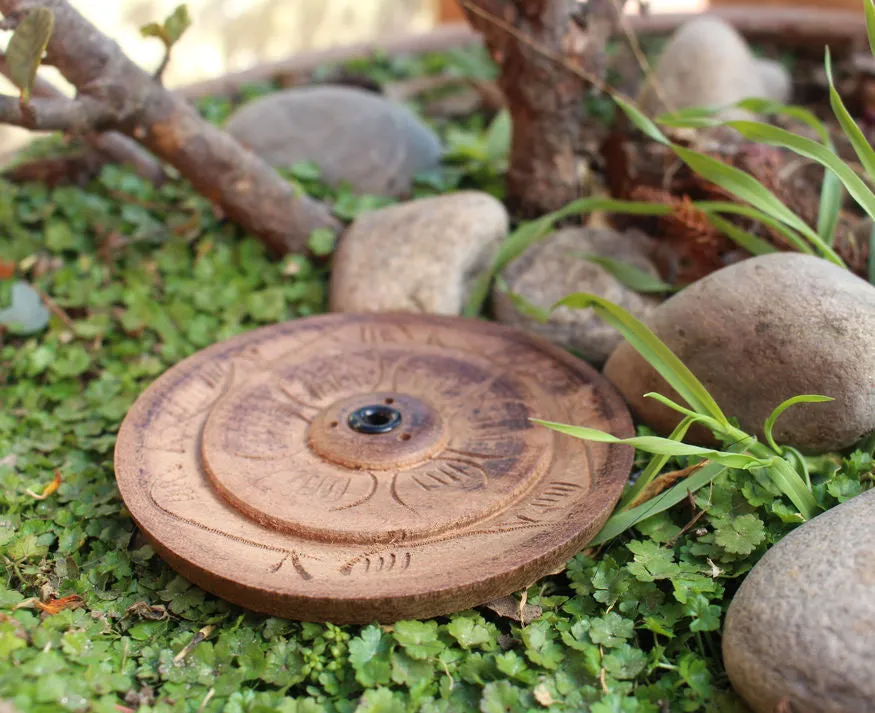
[0,0,340,255]
[0,50,166,182]
[460,0,626,217]
[0,93,115,130]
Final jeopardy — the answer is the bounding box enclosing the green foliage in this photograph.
[574,255,675,294]
[4,8,55,102]
[540,292,821,525]
[140,4,192,48]
[1,158,871,712]
[640,21,875,284]
[1,39,873,713]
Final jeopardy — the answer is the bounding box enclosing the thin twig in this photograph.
[0,93,116,131]
[31,284,75,331]
[609,0,675,114]
[153,46,170,85]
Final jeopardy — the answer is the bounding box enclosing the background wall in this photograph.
[0,0,442,159]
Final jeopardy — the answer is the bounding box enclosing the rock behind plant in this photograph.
[603,252,875,453]
[225,85,442,197]
[492,227,661,365]
[722,488,875,713]
[637,16,791,118]
[330,191,508,314]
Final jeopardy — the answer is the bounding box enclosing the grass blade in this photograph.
[734,98,831,144]
[495,279,550,323]
[531,419,771,469]
[816,169,844,246]
[704,213,778,256]
[726,120,875,235]
[614,95,670,145]
[760,456,818,520]
[696,201,812,255]
[574,254,675,293]
[659,99,830,144]
[551,292,729,425]
[618,416,697,510]
[763,395,835,452]
[590,463,727,545]
[673,143,846,266]
[824,48,875,182]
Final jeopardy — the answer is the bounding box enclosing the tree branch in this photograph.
[0,0,340,255]
[460,0,626,217]
[0,50,166,182]
[0,93,115,130]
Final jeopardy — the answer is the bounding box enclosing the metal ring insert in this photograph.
[348,404,403,434]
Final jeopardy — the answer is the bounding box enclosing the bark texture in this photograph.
[0,0,340,255]
[461,0,624,217]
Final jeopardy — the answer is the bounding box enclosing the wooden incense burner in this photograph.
[114,313,633,623]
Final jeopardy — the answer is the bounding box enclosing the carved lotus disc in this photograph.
[114,313,634,623]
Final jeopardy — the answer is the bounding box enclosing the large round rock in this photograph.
[723,489,875,712]
[225,85,442,197]
[603,253,875,453]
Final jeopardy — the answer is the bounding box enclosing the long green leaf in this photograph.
[696,201,812,255]
[642,392,729,435]
[725,120,875,237]
[617,416,697,510]
[763,394,835,453]
[655,106,722,129]
[658,99,830,144]
[591,463,727,545]
[735,99,831,144]
[866,0,875,57]
[614,95,670,145]
[5,8,55,102]
[817,170,844,246]
[760,455,818,520]
[551,292,729,425]
[704,213,777,256]
[672,143,845,266]
[495,279,550,323]
[782,445,812,490]
[574,254,675,293]
[531,419,771,469]
[824,49,875,182]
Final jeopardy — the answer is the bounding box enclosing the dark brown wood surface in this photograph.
[114,313,634,623]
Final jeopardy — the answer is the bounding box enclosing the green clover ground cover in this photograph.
[2,47,875,713]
